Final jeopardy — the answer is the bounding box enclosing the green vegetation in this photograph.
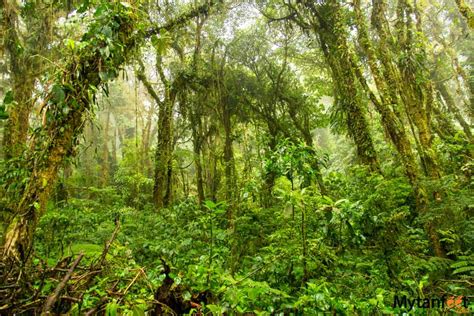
[0,0,472,314]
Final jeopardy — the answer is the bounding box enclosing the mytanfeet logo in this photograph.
[393,295,471,313]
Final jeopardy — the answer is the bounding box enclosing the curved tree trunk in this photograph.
[2,0,217,265]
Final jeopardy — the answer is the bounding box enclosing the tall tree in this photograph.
[1,0,219,265]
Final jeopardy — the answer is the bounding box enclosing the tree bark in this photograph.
[153,99,173,208]
[191,112,205,205]
[2,4,136,264]
[454,0,474,29]
[101,109,111,186]
[136,57,175,209]
[395,0,441,180]
[288,105,328,196]
[153,82,175,208]
[2,0,35,159]
[434,77,472,140]
[355,0,444,257]
[2,0,216,264]
[315,1,380,172]
[222,99,235,208]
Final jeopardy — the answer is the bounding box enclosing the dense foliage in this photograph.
[0,0,473,314]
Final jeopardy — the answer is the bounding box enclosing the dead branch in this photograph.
[16,299,42,314]
[97,221,121,268]
[117,269,143,304]
[42,251,84,314]
[84,296,109,316]
[82,279,121,315]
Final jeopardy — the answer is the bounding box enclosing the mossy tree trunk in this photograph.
[2,0,38,159]
[190,16,207,207]
[354,0,445,257]
[435,78,472,141]
[2,0,217,265]
[314,1,380,172]
[454,0,474,29]
[2,3,138,265]
[153,56,176,209]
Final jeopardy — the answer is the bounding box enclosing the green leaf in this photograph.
[151,35,159,47]
[183,291,191,301]
[206,304,225,314]
[51,84,66,104]
[77,0,91,13]
[94,3,109,17]
[204,200,216,210]
[103,46,110,58]
[0,105,8,120]
[453,266,474,275]
[66,38,75,50]
[132,306,145,316]
[105,301,118,316]
[3,90,14,104]
[99,72,109,81]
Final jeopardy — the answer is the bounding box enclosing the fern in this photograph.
[451,255,474,276]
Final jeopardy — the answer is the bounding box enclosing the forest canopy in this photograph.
[0,0,473,314]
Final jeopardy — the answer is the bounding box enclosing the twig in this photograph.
[59,295,82,303]
[151,300,178,316]
[70,223,120,295]
[16,299,42,313]
[97,222,121,268]
[0,284,19,289]
[38,295,82,303]
[117,269,143,304]
[84,296,109,316]
[82,279,120,315]
[437,279,474,286]
[42,252,84,314]
[69,269,102,293]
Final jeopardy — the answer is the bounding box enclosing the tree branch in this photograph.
[42,252,84,314]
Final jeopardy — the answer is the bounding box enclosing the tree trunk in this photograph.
[111,125,118,174]
[101,109,111,186]
[153,97,174,209]
[2,2,139,265]
[315,1,380,172]
[2,0,34,159]
[262,131,277,208]
[191,114,205,206]
[142,103,154,175]
[454,0,474,29]
[136,58,175,208]
[395,0,442,180]
[222,101,235,217]
[288,106,328,196]
[355,0,445,257]
[435,77,472,140]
